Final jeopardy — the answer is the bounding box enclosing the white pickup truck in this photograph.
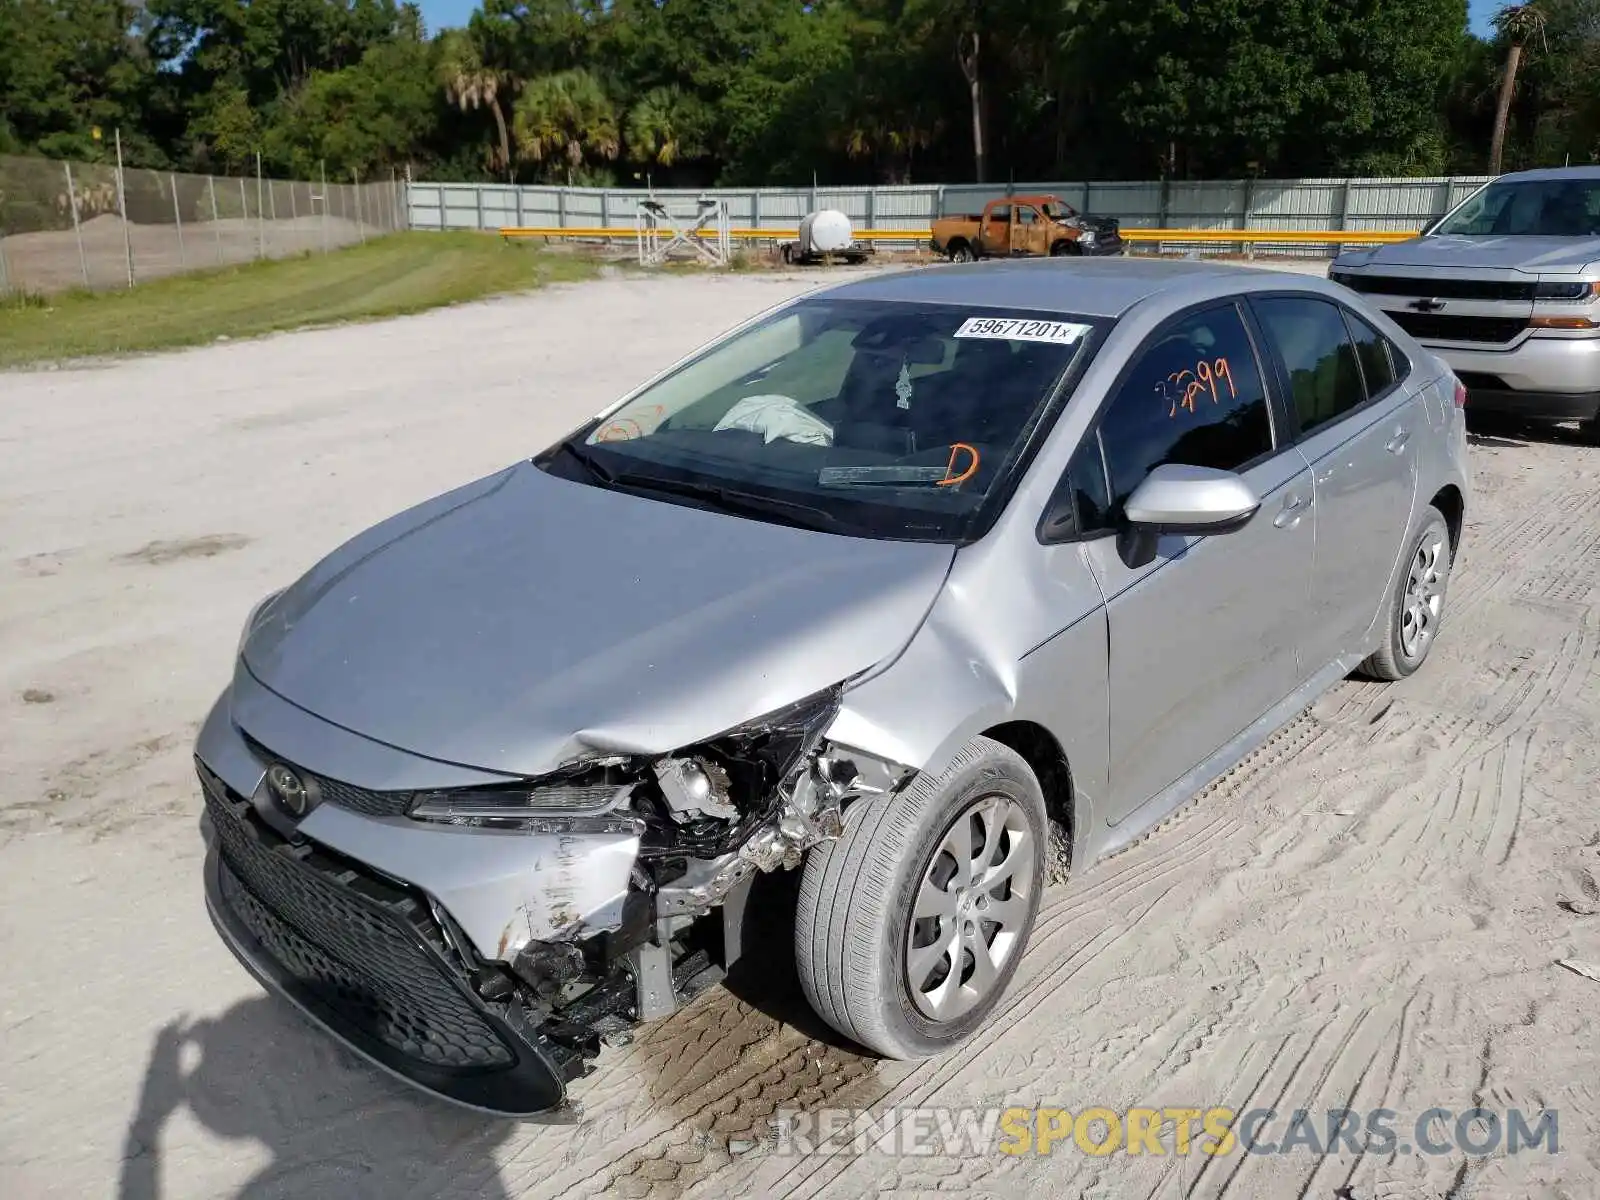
[1330,166,1600,441]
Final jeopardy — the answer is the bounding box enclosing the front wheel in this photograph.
[795,736,1047,1059]
[1361,507,1452,681]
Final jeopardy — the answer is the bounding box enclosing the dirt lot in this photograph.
[3,265,1599,1200]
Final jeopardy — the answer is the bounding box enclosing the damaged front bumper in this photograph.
[196,684,909,1118]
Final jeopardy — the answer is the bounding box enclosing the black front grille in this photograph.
[1342,274,1534,302]
[308,773,414,819]
[1387,311,1528,344]
[240,733,414,818]
[204,782,513,1071]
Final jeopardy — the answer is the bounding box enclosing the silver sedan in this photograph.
[197,257,1471,1116]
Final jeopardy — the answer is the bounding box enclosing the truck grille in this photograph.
[1387,312,1529,345]
[1340,274,1534,302]
[203,780,514,1071]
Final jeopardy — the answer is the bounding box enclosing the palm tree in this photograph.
[957,27,985,182]
[437,28,515,180]
[625,87,705,169]
[1488,4,1547,174]
[513,70,621,183]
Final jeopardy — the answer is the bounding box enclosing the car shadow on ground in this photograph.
[718,866,869,1053]
[117,997,516,1200]
[1466,412,1594,449]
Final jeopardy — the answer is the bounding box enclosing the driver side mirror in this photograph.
[1117,464,1261,568]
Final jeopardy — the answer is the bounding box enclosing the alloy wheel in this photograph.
[905,795,1036,1022]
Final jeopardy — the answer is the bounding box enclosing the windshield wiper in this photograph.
[610,472,844,533]
[549,440,618,485]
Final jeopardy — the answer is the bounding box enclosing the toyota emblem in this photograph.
[266,763,310,817]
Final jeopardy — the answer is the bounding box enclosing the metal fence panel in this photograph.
[404,174,1498,243]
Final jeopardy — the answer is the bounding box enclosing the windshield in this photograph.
[1039,201,1078,221]
[541,298,1105,543]
[1433,178,1600,237]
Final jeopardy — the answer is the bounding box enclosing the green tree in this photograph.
[512,68,619,182]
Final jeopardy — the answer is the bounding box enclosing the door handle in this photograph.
[1385,426,1412,454]
[1273,493,1311,529]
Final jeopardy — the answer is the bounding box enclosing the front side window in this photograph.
[1096,303,1274,515]
[1433,179,1600,238]
[543,299,1107,543]
[1253,297,1366,435]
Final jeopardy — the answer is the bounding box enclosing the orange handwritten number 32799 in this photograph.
[1164,357,1236,418]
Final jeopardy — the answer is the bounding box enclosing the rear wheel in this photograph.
[795,736,1046,1059]
[1361,507,1452,681]
[948,242,975,263]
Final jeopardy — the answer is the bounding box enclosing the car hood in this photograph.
[242,462,955,778]
[1341,235,1600,275]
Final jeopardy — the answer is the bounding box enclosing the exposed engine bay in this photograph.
[396,690,914,1091]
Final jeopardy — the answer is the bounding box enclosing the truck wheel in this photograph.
[794,736,1047,1059]
[948,243,974,263]
[1049,240,1078,257]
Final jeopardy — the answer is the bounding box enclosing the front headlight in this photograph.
[405,685,845,832]
[1078,230,1096,244]
[237,588,284,658]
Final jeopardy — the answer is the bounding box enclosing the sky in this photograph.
[414,0,1501,39]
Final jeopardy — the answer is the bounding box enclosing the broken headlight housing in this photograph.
[406,685,844,837]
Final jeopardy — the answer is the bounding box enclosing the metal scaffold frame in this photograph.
[635,196,733,267]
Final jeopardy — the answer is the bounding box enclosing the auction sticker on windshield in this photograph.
[954,317,1091,344]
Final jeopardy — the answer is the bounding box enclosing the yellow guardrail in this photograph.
[498,225,1421,246]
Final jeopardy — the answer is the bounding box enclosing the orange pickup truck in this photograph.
[930,193,1124,261]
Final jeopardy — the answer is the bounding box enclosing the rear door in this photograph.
[1077,300,1315,828]
[1249,294,1422,673]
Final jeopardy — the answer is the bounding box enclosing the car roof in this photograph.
[1495,165,1600,183]
[817,257,1273,319]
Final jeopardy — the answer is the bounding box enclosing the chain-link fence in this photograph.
[0,153,409,296]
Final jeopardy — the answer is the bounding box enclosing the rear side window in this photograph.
[1343,310,1398,398]
[1096,303,1274,514]
[1253,297,1366,435]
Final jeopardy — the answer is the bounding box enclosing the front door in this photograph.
[1078,300,1315,827]
[1249,296,1421,671]
[1014,206,1050,256]
[979,206,1012,256]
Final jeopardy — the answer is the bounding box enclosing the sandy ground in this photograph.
[3,261,1599,1200]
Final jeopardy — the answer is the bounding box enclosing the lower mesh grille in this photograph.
[205,785,513,1071]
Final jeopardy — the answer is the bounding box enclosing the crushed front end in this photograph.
[197,679,909,1118]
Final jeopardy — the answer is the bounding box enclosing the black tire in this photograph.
[795,736,1048,1060]
[1049,239,1078,257]
[1578,417,1600,446]
[948,242,975,263]
[1361,506,1452,681]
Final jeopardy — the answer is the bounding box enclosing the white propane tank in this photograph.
[799,209,853,255]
